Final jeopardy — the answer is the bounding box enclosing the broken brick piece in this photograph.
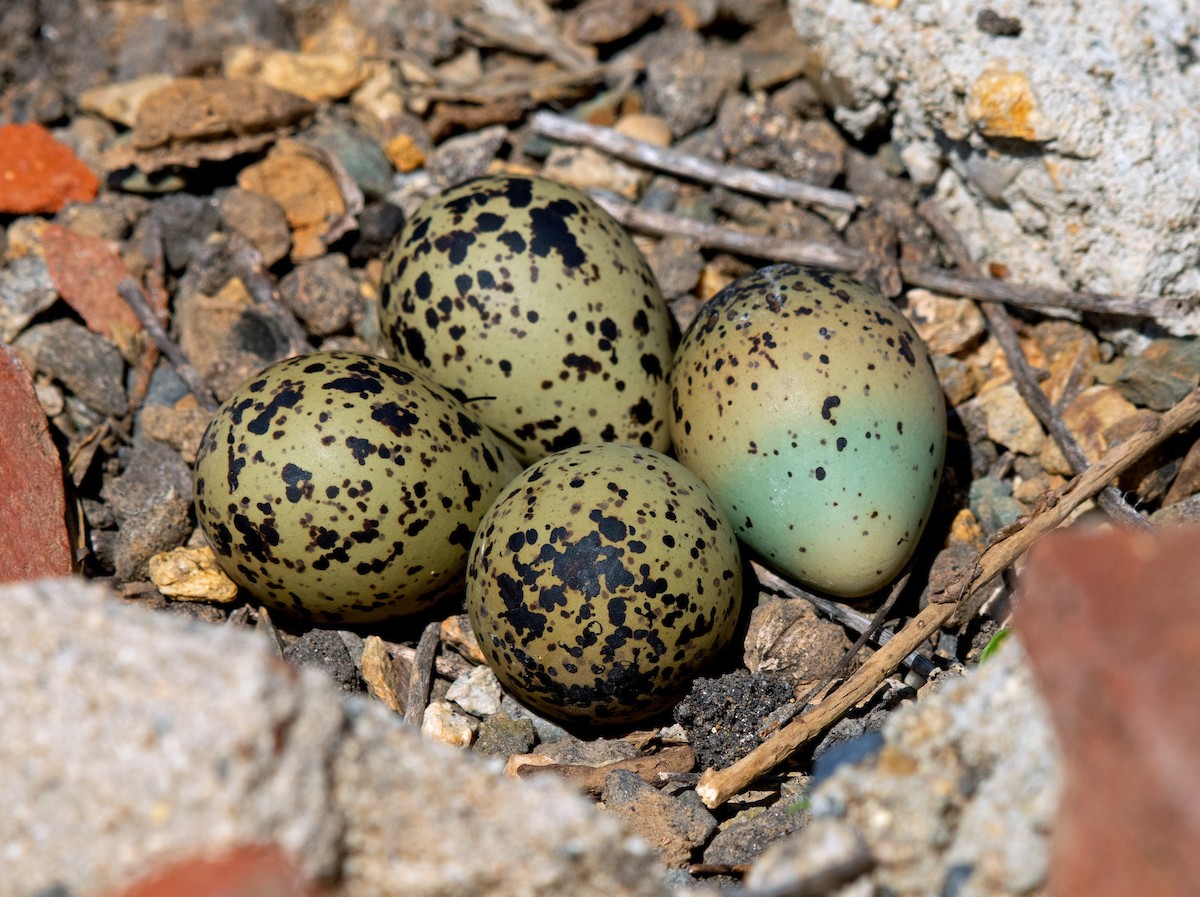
[1018,524,1200,897]
[0,123,99,214]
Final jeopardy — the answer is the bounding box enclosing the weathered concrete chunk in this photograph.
[0,577,672,897]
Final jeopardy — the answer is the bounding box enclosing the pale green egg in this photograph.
[669,264,946,597]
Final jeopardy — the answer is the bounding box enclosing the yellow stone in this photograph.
[967,61,1054,141]
[148,546,239,603]
[385,133,426,173]
[224,45,368,103]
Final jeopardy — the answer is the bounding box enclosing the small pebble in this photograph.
[614,113,672,147]
[473,713,537,757]
[148,546,239,603]
[445,665,503,718]
[278,253,360,336]
[0,123,99,214]
[16,319,127,418]
[422,700,478,748]
[283,628,360,694]
[601,769,719,868]
[217,186,292,267]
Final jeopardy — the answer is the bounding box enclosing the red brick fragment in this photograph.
[1018,524,1200,897]
[41,224,141,347]
[0,343,74,582]
[102,844,319,897]
[0,122,99,214]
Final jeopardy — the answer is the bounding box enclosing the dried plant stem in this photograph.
[697,385,1200,808]
[917,200,1150,529]
[594,196,1185,320]
[597,195,861,269]
[754,564,936,678]
[404,621,443,727]
[531,110,860,212]
[116,278,219,413]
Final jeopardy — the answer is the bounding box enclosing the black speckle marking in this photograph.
[640,353,664,380]
[372,402,419,437]
[281,462,313,503]
[528,199,586,267]
[476,212,505,232]
[821,395,841,423]
[498,231,527,254]
[434,230,475,265]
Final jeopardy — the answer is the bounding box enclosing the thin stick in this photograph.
[718,850,874,897]
[254,605,286,659]
[397,62,626,104]
[597,195,862,269]
[404,621,442,727]
[594,197,1187,321]
[531,110,860,212]
[116,278,219,412]
[804,573,908,703]
[916,200,1151,530]
[754,564,936,678]
[758,572,910,740]
[697,385,1200,807]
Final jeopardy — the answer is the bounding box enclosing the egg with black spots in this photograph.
[467,443,743,726]
[193,351,522,625]
[669,264,946,598]
[379,174,675,465]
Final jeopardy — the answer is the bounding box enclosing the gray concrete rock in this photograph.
[788,0,1200,331]
[2,578,345,894]
[747,642,1060,897]
[0,578,671,897]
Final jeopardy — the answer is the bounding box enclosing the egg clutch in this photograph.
[193,174,947,726]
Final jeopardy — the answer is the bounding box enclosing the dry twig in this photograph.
[593,196,1186,321]
[697,385,1200,807]
[917,200,1151,530]
[531,110,860,212]
[404,621,443,727]
[116,278,219,413]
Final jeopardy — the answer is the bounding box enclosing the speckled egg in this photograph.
[670,264,946,598]
[467,443,743,726]
[378,174,675,465]
[193,351,522,624]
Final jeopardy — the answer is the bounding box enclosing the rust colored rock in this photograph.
[1018,524,1200,897]
[41,224,141,351]
[0,123,99,214]
[101,844,316,897]
[132,78,315,151]
[0,344,74,582]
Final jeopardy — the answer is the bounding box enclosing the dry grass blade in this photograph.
[696,385,1200,808]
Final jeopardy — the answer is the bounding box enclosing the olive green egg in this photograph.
[193,351,522,625]
[378,174,675,466]
[669,264,947,598]
[466,443,743,726]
